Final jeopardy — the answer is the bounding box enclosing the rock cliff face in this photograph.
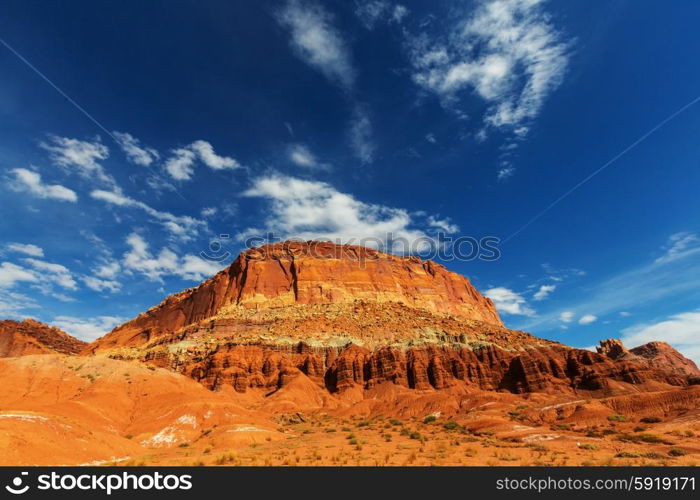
[88,241,502,352]
[132,340,693,397]
[86,241,699,398]
[0,319,86,357]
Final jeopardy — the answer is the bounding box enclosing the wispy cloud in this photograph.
[5,243,44,258]
[164,140,241,181]
[113,131,159,166]
[23,258,77,290]
[578,314,597,325]
[240,174,443,248]
[354,1,409,30]
[277,0,355,89]
[426,215,459,233]
[277,1,377,163]
[7,168,77,202]
[484,287,535,316]
[0,262,39,288]
[559,311,574,323]
[0,291,38,318]
[515,232,700,332]
[408,0,569,131]
[655,231,700,264]
[91,189,205,241]
[0,256,78,300]
[621,311,700,363]
[288,143,330,170]
[349,105,375,163]
[51,315,125,341]
[533,284,555,301]
[122,233,223,282]
[39,135,116,187]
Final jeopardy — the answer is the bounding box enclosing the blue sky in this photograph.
[1,0,700,361]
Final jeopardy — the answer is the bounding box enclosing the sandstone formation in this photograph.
[598,338,699,377]
[0,319,86,357]
[85,241,699,399]
[88,241,502,352]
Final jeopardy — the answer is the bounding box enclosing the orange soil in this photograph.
[1,354,698,466]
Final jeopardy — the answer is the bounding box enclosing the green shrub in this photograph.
[423,415,437,424]
[640,416,662,424]
[668,448,687,457]
[607,414,630,422]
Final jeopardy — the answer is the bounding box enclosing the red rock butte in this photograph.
[84,241,699,398]
[88,240,503,352]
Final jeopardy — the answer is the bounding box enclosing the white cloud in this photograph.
[408,0,569,131]
[497,165,515,180]
[0,262,39,288]
[533,284,555,301]
[288,143,330,170]
[241,174,432,249]
[113,131,159,166]
[484,287,535,316]
[5,243,44,258]
[201,207,218,218]
[349,106,375,163]
[517,232,700,333]
[559,310,574,323]
[355,1,408,29]
[79,231,122,292]
[392,4,409,23]
[164,147,196,180]
[578,314,597,325]
[425,132,437,144]
[655,231,700,264]
[619,311,631,317]
[621,311,700,363]
[189,140,240,170]
[164,140,241,181]
[23,258,77,290]
[277,0,355,88]
[426,215,459,233]
[91,189,205,241]
[51,315,125,342]
[39,135,116,187]
[82,276,121,293]
[122,233,223,282]
[0,291,39,318]
[8,168,77,202]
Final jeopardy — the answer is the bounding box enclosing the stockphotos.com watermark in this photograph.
[200,232,501,264]
[4,470,192,495]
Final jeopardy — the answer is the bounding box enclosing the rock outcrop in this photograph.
[131,341,693,397]
[0,319,86,357]
[88,241,502,352]
[597,338,699,377]
[81,241,700,399]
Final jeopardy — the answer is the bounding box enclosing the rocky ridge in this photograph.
[84,242,699,398]
[0,319,86,357]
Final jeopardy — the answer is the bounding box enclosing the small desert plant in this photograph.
[668,448,687,457]
[640,416,662,424]
[607,414,630,422]
[423,415,437,424]
[578,443,599,450]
